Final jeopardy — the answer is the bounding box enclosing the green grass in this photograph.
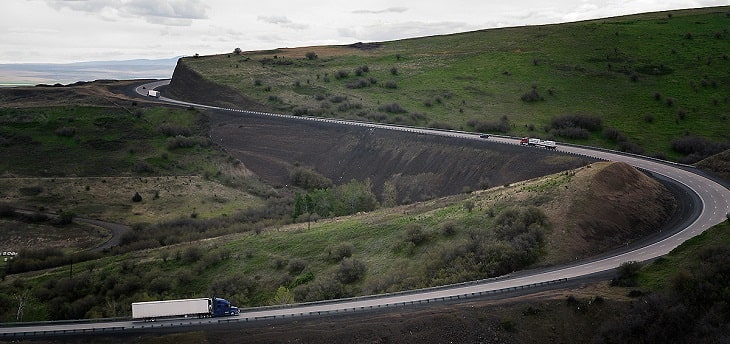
[184,7,730,161]
[638,220,730,290]
[0,105,268,222]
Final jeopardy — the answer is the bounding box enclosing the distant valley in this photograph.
[0,57,179,86]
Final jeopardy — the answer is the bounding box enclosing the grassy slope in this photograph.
[638,219,730,290]
[0,161,675,320]
[182,7,729,160]
[0,105,266,223]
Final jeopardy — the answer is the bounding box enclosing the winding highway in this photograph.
[2,80,728,338]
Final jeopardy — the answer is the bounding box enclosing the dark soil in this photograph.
[208,110,595,202]
[171,58,596,202]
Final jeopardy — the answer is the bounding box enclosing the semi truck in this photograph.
[147,90,160,98]
[520,137,557,150]
[131,297,239,321]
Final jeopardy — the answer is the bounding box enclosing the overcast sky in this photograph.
[1,0,728,64]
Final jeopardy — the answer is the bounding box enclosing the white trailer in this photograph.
[538,140,557,150]
[132,298,210,320]
[147,90,160,98]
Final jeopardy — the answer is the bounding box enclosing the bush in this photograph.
[305,52,317,60]
[380,103,407,114]
[440,221,457,236]
[290,167,333,190]
[335,70,349,79]
[287,258,307,275]
[671,135,729,163]
[610,261,642,287]
[550,115,602,132]
[618,140,645,155]
[55,127,76,137]
[384,81,398,89]
[336,258,367,284]
[468,117,510,133]
[405,224,427,245]
[346,78,370,89]
[165,135,209,149]
[328,242,354,261]
[521,87,543,102]
[158,124,192,137]
[603,127,626,142]
[132,192,142,202]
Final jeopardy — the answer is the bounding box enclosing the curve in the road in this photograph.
[2,79,727,338]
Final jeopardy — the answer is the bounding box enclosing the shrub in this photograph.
[182,246,203,263]
[335,70,349,79]
[468,117,510,133]
[346,78,370,89]
[305,52,317,60]
[132,192,142,202]
[550,115,602,132]
[603,127,625,142]
[287,258,307,275]
[380,103,407,114]
[329,95,347,103]
[336,258,367,284]
[328,242,354,261]
[158,124,192,137]
[290,167,333,190]
[610,261,642,287]
[440,221,457,236]
[165,135,208,149]
[55,127,76,137]
[405,224,427,245]
[521,87,543,102]
[671,135,729,163]
[384,81,398,89]
[618,140,645,155]
[390,67,398,75]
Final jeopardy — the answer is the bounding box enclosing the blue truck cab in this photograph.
[212,297,240,316]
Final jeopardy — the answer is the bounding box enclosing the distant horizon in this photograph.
[2,1,726,65]
[0,56,179,85]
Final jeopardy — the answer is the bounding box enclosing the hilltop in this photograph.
[169,6,730,163]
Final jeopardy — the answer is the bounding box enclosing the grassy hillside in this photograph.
[0,161,675,321]
[177,7,730,162]
[0,104,270,222]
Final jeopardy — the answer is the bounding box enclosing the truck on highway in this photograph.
[147,90,160,98]
[131,297,239,321]
[520,137,557,150]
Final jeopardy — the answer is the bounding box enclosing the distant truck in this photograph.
[131,297,239,321]
[147,90,160,98]
[520,137,557,150]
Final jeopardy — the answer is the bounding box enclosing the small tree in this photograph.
[132,192,142,203]
[233,47,242,55]
[305,51,317,60]
[270,286,295,305]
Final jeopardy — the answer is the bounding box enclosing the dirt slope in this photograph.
[208,109,595,202]
[540,161,677,263]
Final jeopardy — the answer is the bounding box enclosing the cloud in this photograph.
[352,7,408,15]
[45,0,208,25]
[257,16,309,30]
[339,20,479,42]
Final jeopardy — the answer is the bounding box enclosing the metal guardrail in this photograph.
[0,277,569,338]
